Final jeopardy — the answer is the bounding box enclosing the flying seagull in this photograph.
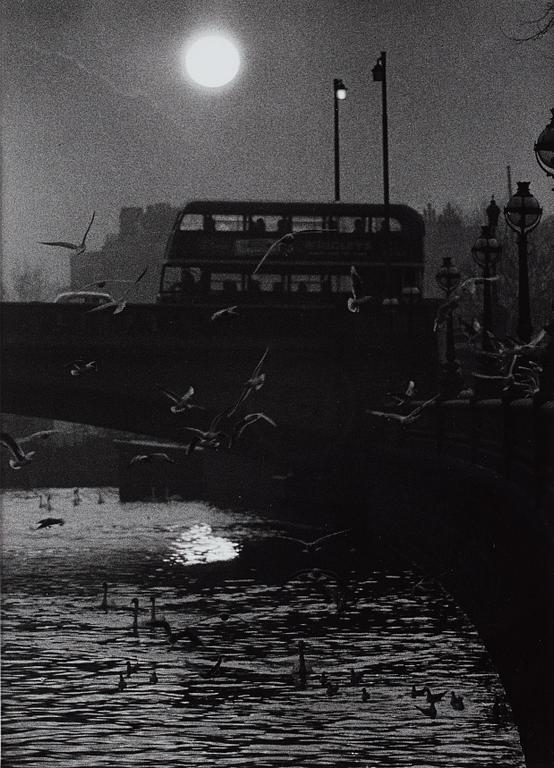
[86,266,148,314]
[210,305,240,322]
[387,380,416,407]
[156,384,205,414]
[1,430,59,469]
[273,529,351,554]
[76,276,147,291]
[231,412,277,444]
[433,276,500,332]
[367,394,440,427]
[66,359,98,377]
[228,347,270,416]
[39,211,96,256]
[252,229,321,275]
[348,265,372,313]
[184,407,233,454]
[127,452,176,467]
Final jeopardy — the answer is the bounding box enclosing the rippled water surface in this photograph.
[1,489,524,767]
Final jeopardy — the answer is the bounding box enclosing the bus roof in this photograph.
[180,200,424,233]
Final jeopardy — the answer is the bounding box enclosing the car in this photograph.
[54,291,113,307]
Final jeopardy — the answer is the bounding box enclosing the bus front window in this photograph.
[161,265,196,296]
[179,214,204,230]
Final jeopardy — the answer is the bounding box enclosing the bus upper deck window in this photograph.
[179,214,204,230]
[336,217,366,234]
[213,214,243,232]
[291,215,321,232]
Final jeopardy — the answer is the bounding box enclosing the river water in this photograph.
[1,488,524,767]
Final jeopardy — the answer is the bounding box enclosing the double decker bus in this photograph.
[158,200,425,305]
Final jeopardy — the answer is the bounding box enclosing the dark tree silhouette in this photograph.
[505,2,554,42]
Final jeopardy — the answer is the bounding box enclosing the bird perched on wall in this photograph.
[86,266,148,315]
[348,265,372,313]
[156,384,206,415]
[39,211,95,257]
[128,452,175,467]
[367,394,440,427]
[1,430,59,470]
[228,347,270,416]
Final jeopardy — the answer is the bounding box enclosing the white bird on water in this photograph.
[86,266,148,315]
[1,430,59,469]
[39,211,95,257]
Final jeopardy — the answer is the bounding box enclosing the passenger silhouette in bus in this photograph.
[328,217,338,230]
[296,281,308,295]
[277,217,292,234]
[354,218,365,234]
[249,217,266,234]
[203,214,215,232]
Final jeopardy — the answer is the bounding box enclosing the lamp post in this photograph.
[333,79,347,202]
[534,108,554,188]
[372,52,393,303]
[503,181,542,343]
[436,256,463,395]
[471,225,501,350]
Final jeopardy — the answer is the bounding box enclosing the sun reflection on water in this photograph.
[165,523,240,566]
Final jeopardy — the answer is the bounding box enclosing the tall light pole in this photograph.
[471,225,501,350]
[503,182,542,343]
[372,51,393,303]
[333,79,347,202]
[436,256,463,396]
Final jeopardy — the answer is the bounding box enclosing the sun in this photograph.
[183,35,240,88]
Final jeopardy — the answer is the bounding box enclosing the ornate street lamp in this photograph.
[471,225,501,348]
[534,108,554,186]
[503,181,542,342]
[333,78,347,201]
[436,256,463,395]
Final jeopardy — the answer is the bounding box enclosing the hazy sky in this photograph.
[2,0,552,284]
